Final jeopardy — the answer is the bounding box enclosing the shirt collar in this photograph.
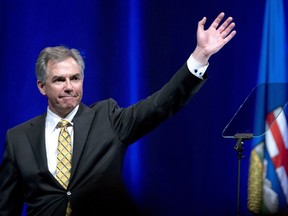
[45,105,79,132]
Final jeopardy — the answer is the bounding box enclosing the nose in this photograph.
[64,79,73,91]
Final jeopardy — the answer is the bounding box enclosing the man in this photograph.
[0,12,236,216]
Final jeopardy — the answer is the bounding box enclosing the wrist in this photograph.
[191,46,210,66]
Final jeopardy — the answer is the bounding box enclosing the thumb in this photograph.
[198,17,207,31]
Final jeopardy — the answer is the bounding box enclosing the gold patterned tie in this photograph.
[56,119,72,216]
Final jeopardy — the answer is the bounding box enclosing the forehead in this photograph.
[47,57,80,76]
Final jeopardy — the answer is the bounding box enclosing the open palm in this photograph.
[197,12,236,58]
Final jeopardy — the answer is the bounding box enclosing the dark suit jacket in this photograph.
[0,63,207,216]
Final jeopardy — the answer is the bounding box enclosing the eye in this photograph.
[52,77,65,83]
[54,78,65,83]
[71,75,81,81]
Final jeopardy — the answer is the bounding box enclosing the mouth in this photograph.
[59,95,76,99]
[59,96,78,102]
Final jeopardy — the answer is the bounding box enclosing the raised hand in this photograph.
[192,12,236,65]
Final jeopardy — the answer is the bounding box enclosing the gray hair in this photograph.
[35,46,85,83]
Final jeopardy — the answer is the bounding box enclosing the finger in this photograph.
[210,12,225,29]
[218,17,234,33]
[221,22,236,38]
[223,30,237,44]
[198,17,207,31]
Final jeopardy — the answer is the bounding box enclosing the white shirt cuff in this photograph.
[187,55,209,79]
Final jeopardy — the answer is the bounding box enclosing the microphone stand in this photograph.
[233,133,253,216]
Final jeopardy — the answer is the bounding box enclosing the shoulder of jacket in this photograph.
[8,114,45,132]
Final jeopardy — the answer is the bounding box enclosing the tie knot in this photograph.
[57,119,70,128]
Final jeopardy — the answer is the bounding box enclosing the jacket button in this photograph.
[67,191,72,196]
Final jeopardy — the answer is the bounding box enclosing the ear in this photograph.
[37,80,46,96]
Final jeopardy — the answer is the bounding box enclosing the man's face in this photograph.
[37,57,83,118]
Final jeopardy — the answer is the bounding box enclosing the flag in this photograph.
[248,0,288,214]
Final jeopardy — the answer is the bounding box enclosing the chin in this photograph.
[64,104,77,110]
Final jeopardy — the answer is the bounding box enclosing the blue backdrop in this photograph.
[0,0,287,215]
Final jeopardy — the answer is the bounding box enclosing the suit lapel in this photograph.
[70,103,95,180]
[25,114,54,180]
[25,104,95,188]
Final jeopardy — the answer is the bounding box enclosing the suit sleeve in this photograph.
[109,63,207,145]
[0,131,24,216]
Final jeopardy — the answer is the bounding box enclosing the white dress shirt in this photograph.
[45,105,79,177]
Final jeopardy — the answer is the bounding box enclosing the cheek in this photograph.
[75,84,83,95]
[47,93,58,102]
[45,87,61,100]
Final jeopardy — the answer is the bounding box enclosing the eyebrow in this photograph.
[71,74,82,79]
[51,73,82,82]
